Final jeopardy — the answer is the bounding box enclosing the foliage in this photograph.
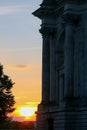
[12,121,35,130]
[0,120,35,130]
[0,118,13,129]
[0,64,15,122]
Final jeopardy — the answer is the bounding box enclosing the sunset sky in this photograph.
[0,0,42,121]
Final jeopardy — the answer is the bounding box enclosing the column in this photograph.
[55,51,60,104]
[50,30,56,102]
[40,27,50,103]
[64,14,74,98]
[82,26,87,106]
[55,24,65,104]
[74,26,83,98]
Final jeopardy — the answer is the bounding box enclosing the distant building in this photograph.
[33,0,87,130]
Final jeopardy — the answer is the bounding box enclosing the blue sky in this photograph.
[0,0,42,64]
[0,0,42,107]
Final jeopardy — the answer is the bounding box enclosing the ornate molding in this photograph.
[33,0,57,19]
[33,0,87,19]
[33,7,56,19]
[39,27,57,37]
[41,0,57,6]
[56,0,84,5]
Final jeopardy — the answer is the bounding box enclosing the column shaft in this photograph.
[82,27,87,105]
[74,27,83,97]
[50,35,56,102]
[42,34,50,102]
[64,23,74,97]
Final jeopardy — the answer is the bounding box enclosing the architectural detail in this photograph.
[33,0,87,129]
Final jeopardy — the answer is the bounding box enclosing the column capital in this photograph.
[39,27,57,37]
[62,13,81,26]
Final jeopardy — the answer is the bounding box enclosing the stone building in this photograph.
[33,0,87,130]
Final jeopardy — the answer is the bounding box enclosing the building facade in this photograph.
[33,0,87,130]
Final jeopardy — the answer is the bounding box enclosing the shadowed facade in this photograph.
[33,0,87,130]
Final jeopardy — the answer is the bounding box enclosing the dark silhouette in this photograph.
[0,120,35,130]
[0,118,13,129]
[47,118,53,130]
[0,64,15,122]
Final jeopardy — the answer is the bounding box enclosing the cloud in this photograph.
[7,65,32,71]
[15,65,29,68]
[0,5,25,15]
[25,102,39,107]
[2,47,41,52]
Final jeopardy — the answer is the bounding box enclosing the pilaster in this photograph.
[40,27,50,103]
[49,28,56,102]
[63,14,74,98]
[82,23,87,106]
[63,13,81,107]
[40,27,57,103]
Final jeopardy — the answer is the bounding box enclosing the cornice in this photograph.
[64,2,87,15]
[33,0,57,19]
[33,0,87,19]
[56,0,64,5]
[70,0,87,5]
[33,6,56,19]
[60,0,87,5]
[41,0,57,6]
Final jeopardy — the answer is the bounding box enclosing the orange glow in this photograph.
[5,64,41,122]
[8,103,38,122]
[19,107,36,117]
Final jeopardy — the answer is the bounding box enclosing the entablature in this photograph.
[33,0,87,19]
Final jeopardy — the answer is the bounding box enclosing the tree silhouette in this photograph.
[0,64,15,122]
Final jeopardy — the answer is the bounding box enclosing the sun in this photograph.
[19,107,36,117]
